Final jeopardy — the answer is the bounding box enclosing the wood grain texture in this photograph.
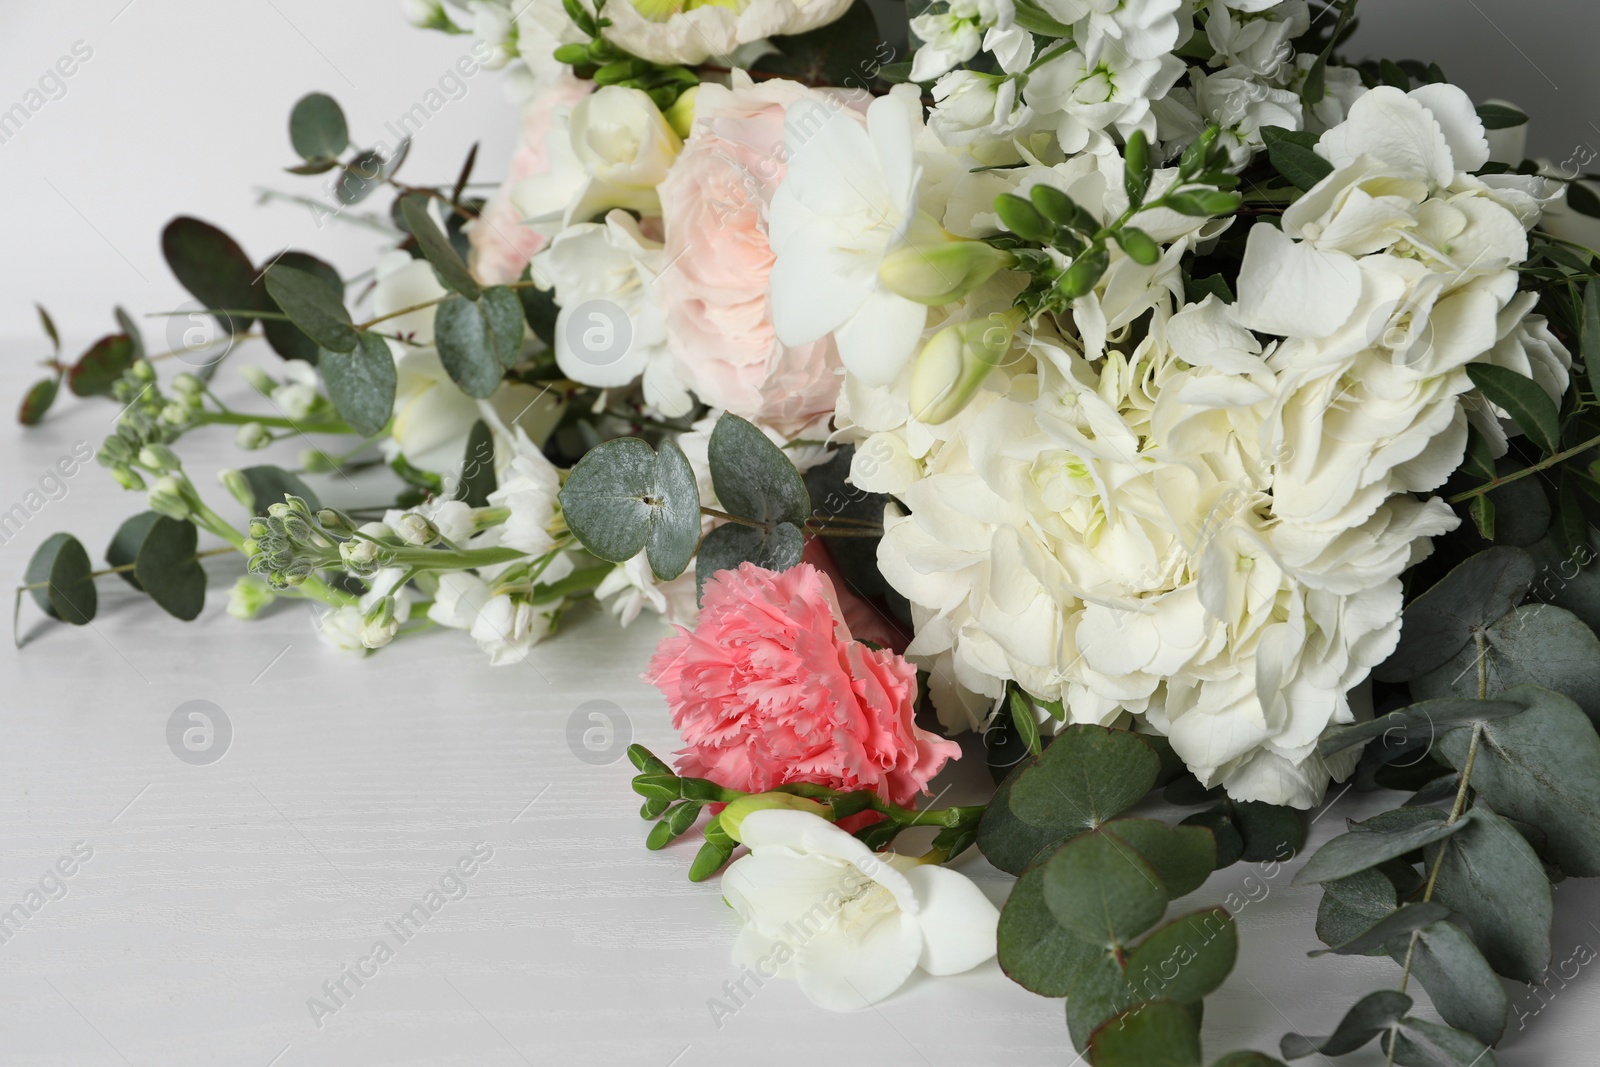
[2,343,1596,1066]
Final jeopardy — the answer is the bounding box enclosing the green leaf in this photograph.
[1294,810,1464,886]
[401,196,481,299]
[457,419,496,509]
[695,521,804,602]
[36,303,60,352]
[24,533,96,625]
[1387,921,1507,1046]
[1486,456,1551,546]
[318,333,396,437]
[113,306,144,361]
[1010,0,1073,36]
[106,512,162,591]
[1567,181,1600,219]
[516,267,559,346]
[1103,819,1216,898]
[996,862,1101,996]
[1429,805,1552,982]
[68,334,135,397]
[1043,830,1169,945]
[259,252,342,363]
[559,437,700,580]
[1583,281,1600,399]
[131,516,206,620]
[977,756,1075,875]
[1267,140,1334,192]
[1388,1017,1497,1067]
[707,413,810,527]
[18,377,58,426]
[1411,604,1600,725]
[1090,1000,1203,1067]
[1466,363,1562,454]
[747,0,881,86]
[1232,802,1306,863]
[1124,908,1237,1004]
[1181,807,1244,868]
[1009,725,1160,832]
[1374,547,1535,682]
[435,292,524,397]
[264,264,357,354]
[1316,867,1397,955]
[161,217,257,335]
[1309,902,1451,957]
[1320,698,1527,758]
[1010,688,1042,757]
[1210,1055,1289,1067]
[1435,683,1600,875]
[1066,951,1137,1052]
[1476,103,1527,130]
[1281,990,1413,1058]
[289,92,348,162]
[238,466,321,515]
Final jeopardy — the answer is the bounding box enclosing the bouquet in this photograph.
[18,0,1600,1062]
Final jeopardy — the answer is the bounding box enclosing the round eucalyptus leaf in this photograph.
[996,862,1100,996]
[479,286,527,368]
[400,197,480,299]
[18,377,58,426]
[25,533,96,625]
[319,333,397,437]
[1089,999,1203,1067]
[1065,949,1137,1053]
[1102,819,1216,898]
[133,516,206,621]
[1389,1016,1494,1067]
[558,437,701,580]
[644,439,700,580]
[289,92,349,161]
[435,296,507,398]
[1008,725,1160,832]
[68,334,136,397]
[694,521,804,603]
[161,217,257,335]
[1316,867,1397,956]
[259,252,342,363]
[1309,902,1451,958]
[977,756,1075,875]
[707,413,810,526]
[106,511,163,591]
[1125,908,1237,1005]
[1043,830,1169,946]
[264,264,357,354]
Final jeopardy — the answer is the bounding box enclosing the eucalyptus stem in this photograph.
[1446,433,1600,503]
[193,410,364,435]
[700,506,764,530]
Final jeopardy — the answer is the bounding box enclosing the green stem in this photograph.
[1446,433,1600,503]
[701,506,765,530]
[194,410,363,435]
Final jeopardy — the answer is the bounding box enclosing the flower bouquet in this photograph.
[17,0,1600,1062]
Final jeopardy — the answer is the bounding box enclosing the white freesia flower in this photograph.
[561,86,683,222]
[598,0,855,65]
[722,810,998,1011]
[768,86,932,385]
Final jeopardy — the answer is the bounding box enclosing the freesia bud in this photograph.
[219,468,255,510]
[227,575,277,620]
[878,233,1013,306]
[909,311,1023,425]
[664,85,698,140]
[98,435,132,467]
[130,360,156,384]
[720,792,835,843]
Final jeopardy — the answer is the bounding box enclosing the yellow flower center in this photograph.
[627,0,747,22]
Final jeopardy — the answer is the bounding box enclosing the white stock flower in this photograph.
[314,604,367,653]
[1021,45,1185,155]
[929,72,1031,147]
[270,361,321,420]
[722,810,998,1011]
[910,0,1016,82]
[428,571,564,665]
[598,0,855,65]
[768,87,931,385]
[486,429,562,556]
[1038,0,1185,64]
[595,553,700,627]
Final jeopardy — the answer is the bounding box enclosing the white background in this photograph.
[2,2,1600,1065]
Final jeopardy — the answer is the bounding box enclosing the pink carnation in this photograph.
[468,73,591,286]
[646,561,958,806]
[657,76,854,437]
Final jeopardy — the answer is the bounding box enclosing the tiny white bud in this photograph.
[236,421,273,450]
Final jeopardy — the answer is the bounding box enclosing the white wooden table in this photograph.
[0,343,1596,1067]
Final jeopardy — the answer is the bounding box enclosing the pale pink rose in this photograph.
[468,73,591,286]
[657,76,856,437]
[646,561,958,806]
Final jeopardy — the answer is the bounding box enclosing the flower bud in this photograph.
[402,0,456,30]
[112,465,146,492]
[359,596,400,649]
[721,793,835,843]
[664,85,698,140]
[159,401,192,428]
[98,435,133,467]
[247,518,271,540]
[138,444,182,473]
[340,538,384,574]
[171,372,204,398]
[282,515,314,543]
[235,421,272,451]
[227,575,277,620]
[317,508,359,536]
[239,365,276,395]
[147,475,192,520]
[299,448,337,474]
[879,237,1014,306]
[219,468,256,510]
[394,512,441,546]
[909,311,1022,425]
[130,360,156,384]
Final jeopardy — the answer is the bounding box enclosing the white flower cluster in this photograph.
[840,73,1567,807]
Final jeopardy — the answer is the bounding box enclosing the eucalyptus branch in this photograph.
[1445,432,1600,503]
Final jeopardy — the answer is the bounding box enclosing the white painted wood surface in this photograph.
[1,342,1597,1067]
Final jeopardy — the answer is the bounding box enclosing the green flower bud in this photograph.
[994,193,1053,243]
[112,465,146,492]
[147,475,192,521]
[98,435,133,467]
[1114,226,1161,266]
[248,518,271,540]
[235,421,272,451]
[909,311,1023,425]
[299,448,337,474]
[317,508,359,536]
[171,372,204,398]
[239,365,276,395]
[282,560,314,584]
[219,468,256,510]
[359,596,400,649]
[720,792,835,843]
[282,515,314,543]
[159,401,192,428]
[138,444,182,473]
[226,575,277,620]
[340,538,384,574]
[130,360,156,384]
[878,238,1014,307]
